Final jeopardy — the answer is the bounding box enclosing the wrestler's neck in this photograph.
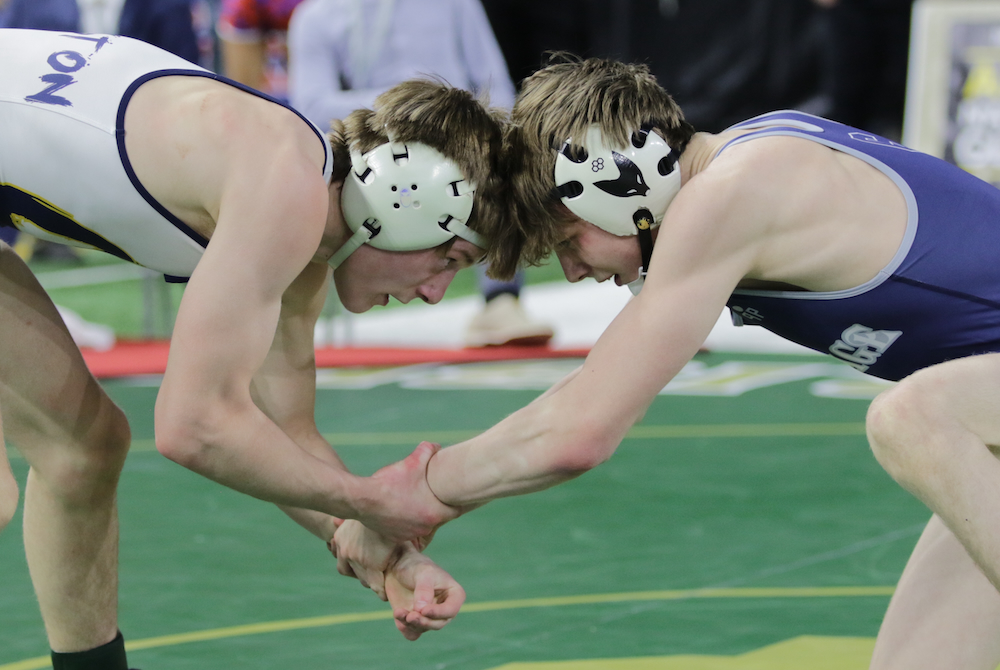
[678,131,723,183]
[313,180,352,264]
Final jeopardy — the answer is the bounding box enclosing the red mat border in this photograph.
[80,340,591,379]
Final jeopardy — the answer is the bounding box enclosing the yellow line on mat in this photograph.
[0,586,893,670]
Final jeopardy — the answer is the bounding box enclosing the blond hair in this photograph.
[489,55,695,279]
[327,78,508,249]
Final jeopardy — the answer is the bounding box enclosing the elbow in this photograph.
[154,424,202,470]
[154,405,217,472]
[545,433,617,478]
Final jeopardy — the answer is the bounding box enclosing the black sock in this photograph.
[51,631,129,670]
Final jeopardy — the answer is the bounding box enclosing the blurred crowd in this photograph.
[0,0,914,347]
[0,0,916,167]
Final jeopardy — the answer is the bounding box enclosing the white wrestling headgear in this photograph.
[554,124,681,293]
[329,139,486,268]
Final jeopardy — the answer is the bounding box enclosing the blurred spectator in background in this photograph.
[192,0,224,70]
[2,0,201,264]
[481,1,832,135]
[812,0,914,140]
[289,0,512,126]
[1,0,197,347]
[2,0,199,62]
[289,0,553,347]
[480,0,596,88]
[217,0,302,100]
[622,0,828,133]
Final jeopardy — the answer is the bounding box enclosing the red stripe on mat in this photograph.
[80,340,591,379]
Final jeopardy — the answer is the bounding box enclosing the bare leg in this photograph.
[0,244,130,652]
[870,515,1000,669]
[867,354,1000,668]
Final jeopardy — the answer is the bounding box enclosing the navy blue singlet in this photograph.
[723,111,1000,381]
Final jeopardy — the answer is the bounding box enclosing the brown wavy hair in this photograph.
[326,78,508,251]
[488,55,695,279]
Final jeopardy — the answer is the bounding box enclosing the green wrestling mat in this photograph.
[0,352,932,669]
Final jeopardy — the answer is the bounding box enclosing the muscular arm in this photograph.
[149,122,437,538]
[425,289,714,504]
[425,176,761,506]
[154,145,367,513]
[246,260,346,541]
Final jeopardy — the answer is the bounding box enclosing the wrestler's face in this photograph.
[555,216,643,287]
[333,238,483,313]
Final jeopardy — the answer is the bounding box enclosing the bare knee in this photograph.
[32,403,131,506]
[866,369,950,487]
[93,403,132,470]
[72,403,131,498]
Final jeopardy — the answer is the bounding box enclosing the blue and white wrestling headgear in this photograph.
[554,124,681,294]
[329,138,486,268]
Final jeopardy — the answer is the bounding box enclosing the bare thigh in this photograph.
[0,243,128,488]
[866,352,1000,490]
[868,352,1000,583]
[886,353,1000,447]
[871,515,1000,670]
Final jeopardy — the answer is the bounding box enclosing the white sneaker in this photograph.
[56,305,116,352]
[464,294,555,347]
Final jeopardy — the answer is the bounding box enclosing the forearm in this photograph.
[156,399,372,522]
[196,260,363,523]
[424,359,647,506]
[428,284,720,508]
[276,432,349,541]
[280,505,341,541]
[425,400,607,506]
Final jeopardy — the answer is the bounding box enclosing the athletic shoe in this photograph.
[464,294,555,347]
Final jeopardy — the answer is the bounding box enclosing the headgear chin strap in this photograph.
[554,124,681,294]
[329,139,485,268]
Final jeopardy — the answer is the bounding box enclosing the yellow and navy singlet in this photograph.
[0,28,333,281]
[724,110,1000,381]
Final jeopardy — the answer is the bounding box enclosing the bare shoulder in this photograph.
[126,75,321,153]
[700,134,837,201]
[679,132,907,291]
[659,135,808,255]
[123,75,327,234]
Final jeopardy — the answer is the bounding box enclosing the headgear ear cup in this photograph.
[329,141,485,267]
[553,125,680,237]
[553,124,681,295]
